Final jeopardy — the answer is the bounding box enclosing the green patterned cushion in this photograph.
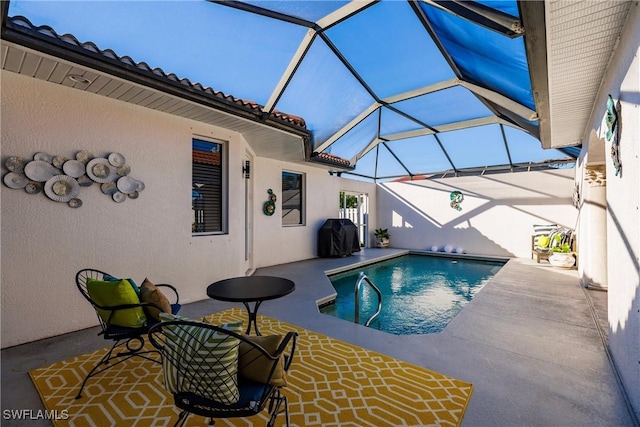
[86,278,146,328]
[159,313,243,404]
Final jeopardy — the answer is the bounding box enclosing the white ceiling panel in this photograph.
[545,0,632,148]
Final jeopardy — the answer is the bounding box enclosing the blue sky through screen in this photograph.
[326,0,454,98]
[8,0,572,179]
[9,0,306,105]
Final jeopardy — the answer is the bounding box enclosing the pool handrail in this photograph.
[354,272,383,327]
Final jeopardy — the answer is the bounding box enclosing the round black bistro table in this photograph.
[206,276,295,335]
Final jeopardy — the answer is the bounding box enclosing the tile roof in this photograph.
[193,151,221,166]
[7,15,307,130]
[310,152,353,169]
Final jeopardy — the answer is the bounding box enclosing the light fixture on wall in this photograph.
[242,160,250,179]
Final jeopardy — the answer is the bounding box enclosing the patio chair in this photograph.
[531,225,575,263]
[531,224,557,263]
[148,318,298,427]
[75,268,181,398]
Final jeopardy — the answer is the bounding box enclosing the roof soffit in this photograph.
[523,0,633,149]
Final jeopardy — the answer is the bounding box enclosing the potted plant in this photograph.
[548,240,576,269]
[374,228,390,248]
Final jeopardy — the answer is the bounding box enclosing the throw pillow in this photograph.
[139,278,172,321]
[103,274,140,294]
[533,224,557,247]
[86,278,147,328]
[537,235,551,248]
[239,335,286,387]
[159,315,243,405]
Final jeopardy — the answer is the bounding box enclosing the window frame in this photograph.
[281,170,305,227]
[192,137,228,236]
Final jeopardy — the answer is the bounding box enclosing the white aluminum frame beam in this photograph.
[353,115,510,161]
[314,102,381,152]
[460,81,538,121]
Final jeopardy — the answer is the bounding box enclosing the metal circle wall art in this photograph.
[3,172,29,189]
[2,150,144,208]
[5,156,27,173]
[263,189,276,216]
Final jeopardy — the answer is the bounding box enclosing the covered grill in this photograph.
[318,218,361,257]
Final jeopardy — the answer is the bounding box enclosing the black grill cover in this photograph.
[318,218,361,257]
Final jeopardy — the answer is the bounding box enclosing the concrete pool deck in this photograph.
[2,249,637,426]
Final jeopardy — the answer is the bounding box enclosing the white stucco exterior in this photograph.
[252,156,375,268]
[377,170,577,257]
[577,2,639,418]
[0,71,376,347]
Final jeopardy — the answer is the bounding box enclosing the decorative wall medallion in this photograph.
[25,182,42,194]
[108,152,125,167]
[605,95,622,177]
[52,155,68,169]
[44,175,80,202]
[5,156,27,173]
[68,198,82,208]
[62,160,85,178]
[449,190,464,211]
[75,150,94,164]
[263,189,276,216]
[77,175,93,187]
[112,192,126,203]
[101,182,117,195]
[86,158,117,183]
[34,152,53,163]
[116,164,131,176]
[3,172,28,189]
[2,151,145,207]
[24,161,60,182]
[116,176,138,193]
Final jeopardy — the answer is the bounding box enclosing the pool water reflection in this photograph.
[320,254,504,334]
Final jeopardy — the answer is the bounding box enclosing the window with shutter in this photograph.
[192,138,226,234]
[282,170,304,226]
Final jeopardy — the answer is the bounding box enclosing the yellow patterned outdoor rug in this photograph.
[30,308,473,426]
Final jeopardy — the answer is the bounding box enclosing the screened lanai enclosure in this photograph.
[4,0,578,181]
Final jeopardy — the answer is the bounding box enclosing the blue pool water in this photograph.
[320,254,504,335]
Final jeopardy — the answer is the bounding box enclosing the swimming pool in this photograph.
[319,254,505,335]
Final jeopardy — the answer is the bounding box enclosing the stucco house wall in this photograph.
[376,170,577,258]
[0,71,376,347]
[252,157,375,269]
[578,2,639,418]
